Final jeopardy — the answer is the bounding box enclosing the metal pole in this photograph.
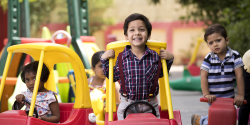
[0,0,21,76]
[20,0,30,37]
[67,0,91,69]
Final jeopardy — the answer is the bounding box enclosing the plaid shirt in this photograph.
[100,45,173,100]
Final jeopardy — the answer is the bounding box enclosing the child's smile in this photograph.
[133,37,143,41]
[125,20,150,48]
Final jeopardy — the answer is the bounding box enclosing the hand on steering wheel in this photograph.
[13,99,39,118]
[123,101,157,119]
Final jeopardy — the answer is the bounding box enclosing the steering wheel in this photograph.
[13,99,38,118]
[123,101,157,119]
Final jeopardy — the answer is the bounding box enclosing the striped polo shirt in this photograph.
[200,47,244,98]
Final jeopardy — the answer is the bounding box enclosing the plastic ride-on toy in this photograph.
[0,43,95,125]
[95,40,182,125]
[200,97,247,125]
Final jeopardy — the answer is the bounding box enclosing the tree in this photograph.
[226,0,250,56]
[88,0,114,35]
[0,0,113,37]
[149,0,250,55]
[29,1,56,37]
[0,0,56,37]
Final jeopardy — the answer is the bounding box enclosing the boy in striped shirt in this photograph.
[191,24,245,125]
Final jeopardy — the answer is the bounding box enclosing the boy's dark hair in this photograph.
[21,61,50,83]
[204,24,228,42]
[92,51,105,68]
[123,13,152,38]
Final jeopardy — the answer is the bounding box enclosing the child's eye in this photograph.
[25,79,29,82]
[139,29,145,31]
[130,29,134,32]
[208,42,213,45]
[33,78,36,81]
[215,39,221,42]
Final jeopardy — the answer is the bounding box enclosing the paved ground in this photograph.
[168,65,209,125]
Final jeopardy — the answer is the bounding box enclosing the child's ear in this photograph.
[91,66,94,71]
[226,37,229,44]
[148,35,151,41]
[125,35,128,41]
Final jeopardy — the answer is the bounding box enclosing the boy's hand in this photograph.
[204,94,216,103]
[234,95,244,107]
[101,49,115,60]
[15,94,25,103]
[159,49,174,60]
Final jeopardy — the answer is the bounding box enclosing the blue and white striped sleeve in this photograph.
[233,51,244,70]
[200,54,211,72]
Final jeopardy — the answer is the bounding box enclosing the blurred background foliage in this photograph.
[88,0,114,35]
[150,0,250,55]
[0,0,114,37]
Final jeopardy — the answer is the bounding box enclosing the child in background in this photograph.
[238,49,250,125]
[14,61,60,123]
[101,13,174,120]
[88,51,121,103]
[191,24,245,125]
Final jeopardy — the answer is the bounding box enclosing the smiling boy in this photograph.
[101,13,174,120]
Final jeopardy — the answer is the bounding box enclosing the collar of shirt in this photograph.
[210,46,233,60]
[123,45,154,59]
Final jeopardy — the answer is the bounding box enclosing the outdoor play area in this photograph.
[0,0,249,125]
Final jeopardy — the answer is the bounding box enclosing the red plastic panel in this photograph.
[54,38,68,44]
[26,108,95,125]
[107,113,170,125]
[4,38,51,45]
[105,112,118,125]
[201,98,236,125]
[58,103,74,123]
[159,106,182,125]
[80,36,95,43]
[105,106,182,125]
[187,64,200,76]
[169,119,178,125]
[0,108,95,125]
[0,110,27,125]
[4,36,96,46]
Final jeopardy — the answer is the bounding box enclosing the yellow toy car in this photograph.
[0,43,95,125]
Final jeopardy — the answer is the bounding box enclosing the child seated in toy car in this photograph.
[13,61,60,123]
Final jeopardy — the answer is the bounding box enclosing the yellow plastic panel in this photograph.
[0,52,13,101]
[41,27,51,39]
[160,54,174,119]
[29,51,45,117]
[159,78,168,110]
[188,38,204,66]
[82,42,101,65]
